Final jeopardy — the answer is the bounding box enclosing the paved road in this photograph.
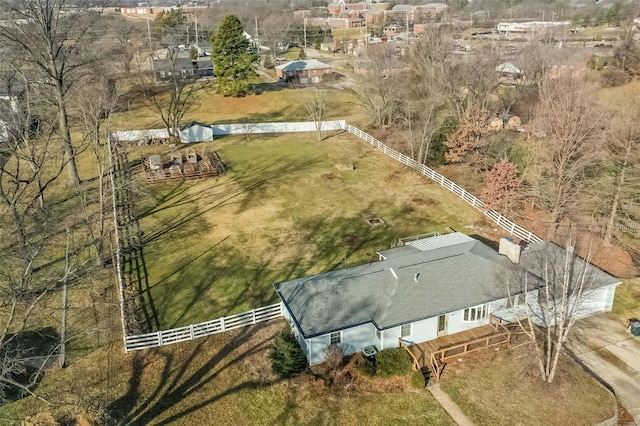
[568,313,640,424]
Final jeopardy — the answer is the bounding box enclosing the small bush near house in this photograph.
[357,355,376,377]
[270,327,307,378]
[375,348,413,377]
[411,370,426,389]
[323,344,345,373]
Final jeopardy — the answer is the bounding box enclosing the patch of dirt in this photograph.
[617,401,635,425]
[342,233,361,248]
[411,197,440,207]
[321,172,340,181]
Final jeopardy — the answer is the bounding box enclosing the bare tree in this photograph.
[527,76,604,238]
[398,100,441,167]
[351,51,404,128]
[0,0,102,187]
[0,93,88,400]
[258,13,292,62]
[133,51,204,139]
[408,31,500,123]
[72,81,118,265]
[600,108,640,246]
[301,87,328,142]
[505,241,600,383]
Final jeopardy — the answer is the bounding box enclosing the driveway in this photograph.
[568,313,640,424]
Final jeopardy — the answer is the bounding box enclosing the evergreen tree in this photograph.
[270,327,307,378]
[210,15,257,96]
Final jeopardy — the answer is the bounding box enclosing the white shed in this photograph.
[179,122,214,143]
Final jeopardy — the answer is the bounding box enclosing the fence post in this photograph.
[252,309,256,324]
[190,324,195,340]
[157,330,163,346]
[221,316,226,332]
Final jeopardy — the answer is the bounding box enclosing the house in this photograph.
[274,232,620,365]
[496,21,570,39]
[275,60,333,84]
[152,57,214,81]
[496,62,524,81]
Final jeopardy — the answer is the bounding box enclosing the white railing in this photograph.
[343,123,543,244]
[124,303,283,352]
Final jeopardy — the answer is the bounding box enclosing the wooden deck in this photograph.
[399,314,511,381]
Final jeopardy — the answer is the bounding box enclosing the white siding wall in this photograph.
[446,306,491,334]
[575,285,618,319]
[282,305,310,362]
[308,323,375,365]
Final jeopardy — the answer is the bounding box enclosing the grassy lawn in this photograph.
[3,321,455,425]
[439,345,614,426]
[135,133,485,329]
[110,82,368,131]
[610,277,640,324]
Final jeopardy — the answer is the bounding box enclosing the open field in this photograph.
[133,132,486,329]
[2,320,456,425]
[110,81,368,132]
[440,343,615,426]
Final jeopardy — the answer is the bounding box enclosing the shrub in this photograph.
[270,327,307,378]
[411,370,426,389]
[600,68,631,88]
[375,348,413,377]
[323,344,344,373]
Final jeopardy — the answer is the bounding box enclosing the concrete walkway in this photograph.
[428,383,475,426]
[568,313,640,424]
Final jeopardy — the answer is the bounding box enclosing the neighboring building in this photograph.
[152,56,214,81]
[275,232,620,365]
[121,6,154,15]
[365,9,385,25]
[275,59,334,84]
[383,25,401,36]
[306,17,364,29]
[385,3,448,23]
[496,21,570,39]
[496,62,524,81]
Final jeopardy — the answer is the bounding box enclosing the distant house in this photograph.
[152,57,214,82]
[496,62,524,81]
[275,60,333,84]
[274,232,620,365]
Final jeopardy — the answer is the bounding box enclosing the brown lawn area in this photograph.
[7,320,455,425]
[439,340,615,426]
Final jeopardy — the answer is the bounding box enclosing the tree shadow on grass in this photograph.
[108,322,278,424]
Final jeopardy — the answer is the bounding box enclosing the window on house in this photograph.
[330,331,341,345]
[463,304,488,322]
[401,324,412,337]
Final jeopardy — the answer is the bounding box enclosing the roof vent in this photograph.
[389,268,398,280]
[414,273,420,282]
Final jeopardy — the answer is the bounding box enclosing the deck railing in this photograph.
[399,338,421,371]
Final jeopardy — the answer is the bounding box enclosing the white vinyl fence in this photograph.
[343,123,543,244]
[124,303,283,351]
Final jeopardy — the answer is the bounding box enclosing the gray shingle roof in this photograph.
[274,233,621,338]
[275,59,332,72]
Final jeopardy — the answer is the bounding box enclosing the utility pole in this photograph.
[304,17,307,49]
[255,16,259,48]
[195,13,199,49]
[147,18,154,72]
